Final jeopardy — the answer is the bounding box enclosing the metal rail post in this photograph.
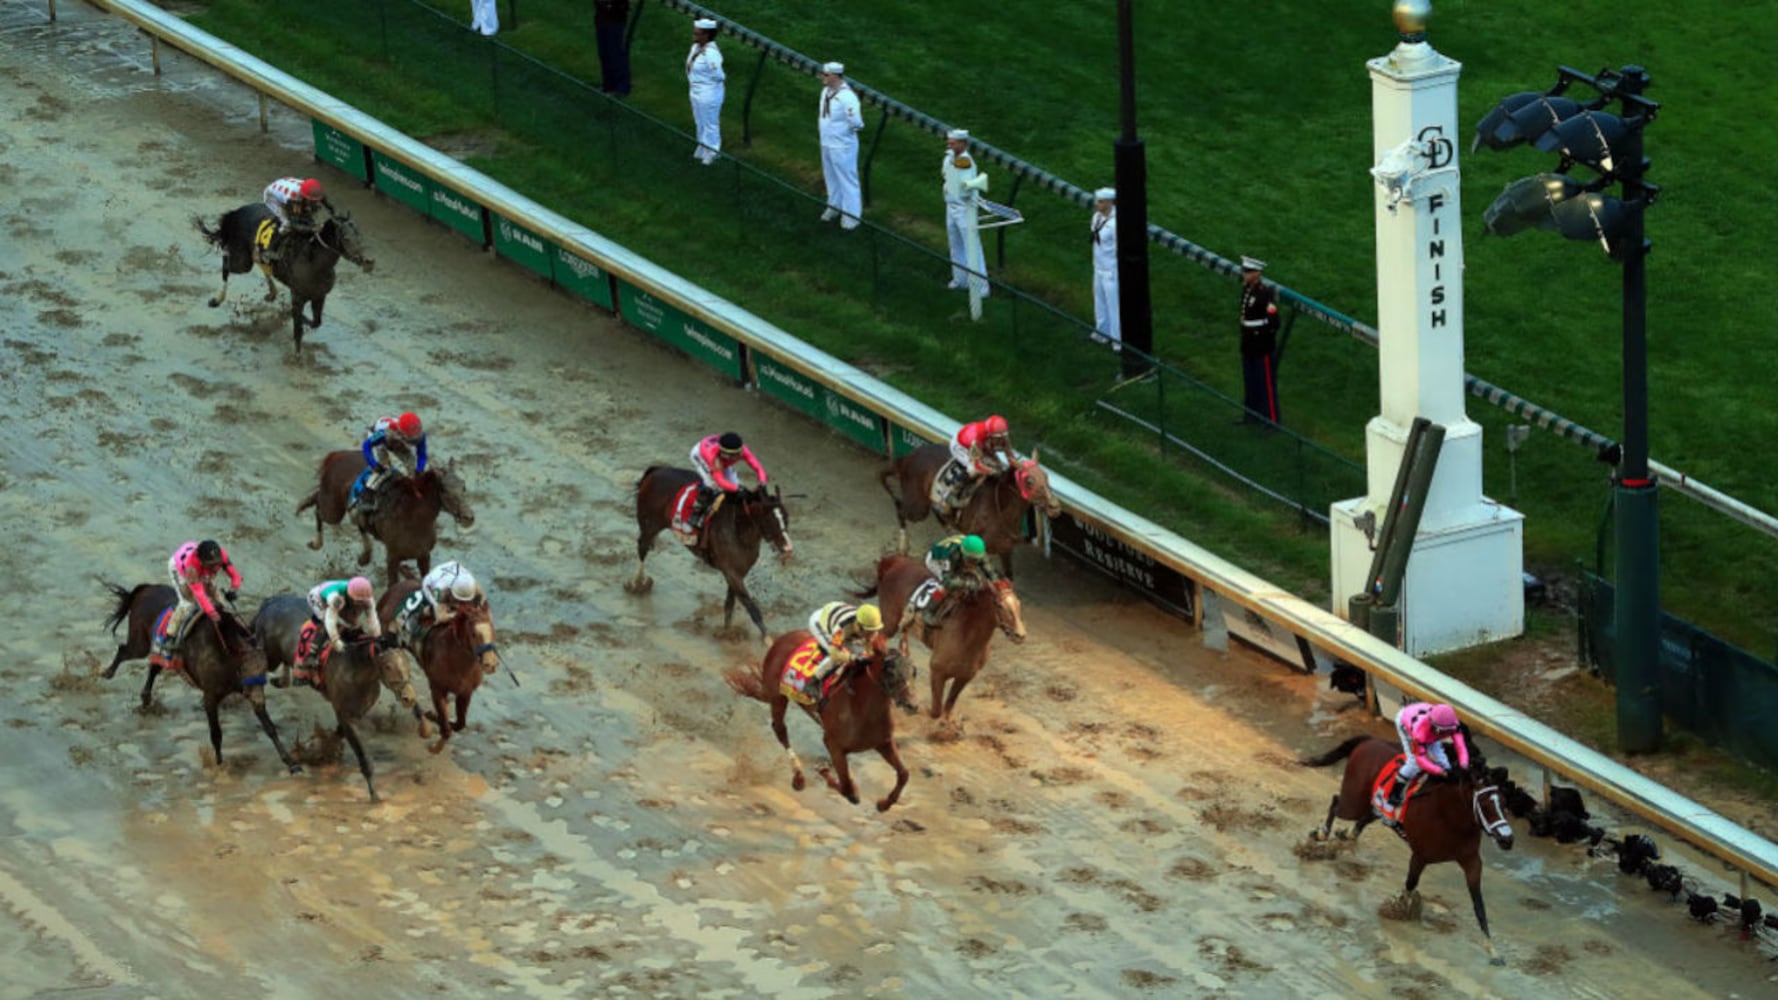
[740,50,767,147]
[860,108,888,208]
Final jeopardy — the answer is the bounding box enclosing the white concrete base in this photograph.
[1330,496,1525,656]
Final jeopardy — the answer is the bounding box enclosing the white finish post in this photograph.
[1329,2,1525,656]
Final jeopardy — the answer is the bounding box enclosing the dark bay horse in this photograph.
[628,467,793,639]
[861,554,1025,721]
[100,582,301,775]
[254,594,414,802]
[378,579,500,755]
[1299,734,1515,965]
[195,204,374,353]
[724,630,917,812]
[879,444,1061,578]
[296,451,475,586]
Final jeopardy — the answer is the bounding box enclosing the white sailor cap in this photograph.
[1240,255,1268,272]
[1094,187,1116,201]
[821,61,845,75]
[693,17,718,30]
[946,128,969,141]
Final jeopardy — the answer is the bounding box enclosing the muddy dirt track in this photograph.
[2,5,1775,998]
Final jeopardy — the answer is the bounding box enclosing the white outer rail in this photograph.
[90,0,1778,893]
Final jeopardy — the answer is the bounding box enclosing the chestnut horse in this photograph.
[100,582,301,775]
[295,451,475,585]
[378,579,500,755]
[859,554,1025,721]
[878,444,1060,578]
[1299,734,1515,965]
[724,630,917,811]
[627,467,793,639]
[254,593,416,802]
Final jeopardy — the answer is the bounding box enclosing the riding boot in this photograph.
[1385,774,1407,809]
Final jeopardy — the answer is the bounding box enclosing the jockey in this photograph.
[689,431,768,528]
[933,415,1015,518]
[349,412,428,530]
[260,177,327,265]
[419,560,485,628]
[165,539,244,651]
[296,576,381,685]
[806,600,884,686]
[921,533,1001,627]
[1382,702,1471,814]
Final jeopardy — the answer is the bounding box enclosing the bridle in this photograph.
[310,217,369,267]
[1470,783,1513,841]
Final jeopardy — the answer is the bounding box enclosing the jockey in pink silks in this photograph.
[164,539,245,651]
[1382,701,1470,813]
[687,431,768,527]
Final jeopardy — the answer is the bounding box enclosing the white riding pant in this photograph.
[1395,722,1452,782]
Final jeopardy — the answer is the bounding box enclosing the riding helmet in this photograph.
[1429,703,1460,733]
[347,577,375,601]
[855,604,884,631]
[984,414,1009,436]
[396,412,423,439]
[961,535,987,559]
[718,431,744,455]
[448,571,480,603]
[299,178,324,201]
[196,540,224,565]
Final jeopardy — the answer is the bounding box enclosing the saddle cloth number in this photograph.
[1371,755,1423,823]
[930,459,971,507]
[778,637,824,706]
[910,579,941,612]
[398,589,429,647]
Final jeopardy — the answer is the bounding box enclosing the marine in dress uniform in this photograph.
[686,18,726,164]
[941,128,989,296]
[1091,188,1119,350]
[1238,255,1281,423]
[817,61,865,230]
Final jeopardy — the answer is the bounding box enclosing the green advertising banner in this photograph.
[311,120,368,182]
[370,151,430,216]
[430,185,486,244]
[890,422,935,458]
[553,247,613,309]
[755,355,823,422]
[616,281,742,381]
[492,214,553,280]
[822,388,887,454]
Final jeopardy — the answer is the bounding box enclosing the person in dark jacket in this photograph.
[595,0,632,97]
[1238,255,1281,424]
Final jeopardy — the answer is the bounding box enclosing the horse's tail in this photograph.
[723,665,770,703]
[295,489,319,516]
[1298,735,1371,769]
[100,579,147,635]
[877,462,900,499]
[193,214,225,249]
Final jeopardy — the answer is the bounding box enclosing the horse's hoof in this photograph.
[1489,957,1506,967]
[356,553,371,567]
[792,774,806,791]
[306,540,323,551]
[846,793,861,806]
[427,740,448,755]
[207,297,221,308]
[876,798,893,812]
[288,763,304,775]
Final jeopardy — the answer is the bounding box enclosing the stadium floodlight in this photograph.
[1481,173,1588,237]
[1549,192,1633,256]
[1476,95,1584,152]
[1471,92,1543,151]
[1533,109,1635,175]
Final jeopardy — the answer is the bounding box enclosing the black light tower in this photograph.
[1475,66,1660,751]
[1114,0,1154,380]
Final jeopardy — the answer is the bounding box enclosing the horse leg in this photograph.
[355,523,375,568]
[426,689,452,755]
[873,739,910,812]
[770,698,805,791]
[1460,852,1504,965]
[309,294,324,328]
[138,663,163,709]
[727,576,767,640]
[250,697,303,775]
[998,550,1015,582]
[941,672,975,720]
[263,270,278,302]
[290,297,306,354]
[204,695,225,767]
[104,643,131,680]
[927,669,946,721]
[338,719,379,803]
[626,530,657,594]
[452,689,474,733]
[817,738,860,805]
[209,259,231,308]
[1311,793,1339,841]
[1391,852,1427,921]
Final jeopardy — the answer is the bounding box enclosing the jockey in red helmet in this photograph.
[930,415,1016,518]
[260,177,329,265]
[349,413,430,530]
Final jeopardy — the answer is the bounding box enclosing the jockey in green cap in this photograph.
[920,534,1001,628]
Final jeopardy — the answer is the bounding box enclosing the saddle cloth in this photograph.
[904,578,941,628]
[395,588,430,650]
[670,485,724,546]
[148,607,189,675]
[928,458,974,509]
[295,620,339,688]
[779,636,837,707]
[1370,755,1427,826]
[254,218,279,274]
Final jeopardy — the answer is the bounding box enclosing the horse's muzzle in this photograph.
[359,258,377,274]
[1495,834,1515,851]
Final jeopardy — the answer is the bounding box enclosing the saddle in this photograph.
[1370,755,1427,831]
[670,485,724,547]
[928,458,976,510]
[294,621,360,690]
[778,636,847,707]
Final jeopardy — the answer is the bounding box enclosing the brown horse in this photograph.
[878,444,1061,578]
[377,579,501,755]
[627,467,793,639]
[100,582,302,775]
[861,554,1025,721]
[1299,734,1515,965]
[295,451,475,585]
[253,593,415,802]
[724,630,917,811]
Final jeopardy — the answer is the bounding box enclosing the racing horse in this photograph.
[627,467,793,640]
[377,579,501,756]
[100,582,302,775]
[1299,733,1515,965]
[195,203,374,353]
[860,554,1025,721]
[253,593,416,803]
[296,451,476,587]
[878,444,1061,578]
[724,630,918,812]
